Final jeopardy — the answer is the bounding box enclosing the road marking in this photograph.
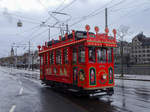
[19,87,23,95]
[9,105,16,112]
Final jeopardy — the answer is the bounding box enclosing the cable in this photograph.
[37,0,49,13]
[29,28,48,41]
[9,12,42,23]
[16,25,40,36]
[109,0,149,27]
[44,0,77,23]
[55,0,66,12]
[58,0,77,12]
[1,12,41,25]
[69,0,115,27]
[1,10,42,24]
[42,0,67,23]
[69,0,126,27]
[15,26,42,44]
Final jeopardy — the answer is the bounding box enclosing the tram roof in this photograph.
[38,26,117,54]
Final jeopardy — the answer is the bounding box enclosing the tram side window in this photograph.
[56,50,62,64]
[45,53,48,65]
[73,48,77,63]
[40,55,43,65]
[89,47,96,63]
[50,52,54,64]
[63,49,68,64]
[107,48,112,63]
[102,48,106,63]
[97,48,106,63]
[78,47,85,63]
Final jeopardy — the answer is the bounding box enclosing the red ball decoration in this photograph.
[85,24,90,31]
[113,29,117,35]
[105,27,109,34]
[94,26,99,33]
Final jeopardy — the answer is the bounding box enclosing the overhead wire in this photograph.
[58,0,77,12]
[15,25,42,44]
[109,0,149,27]
[44,0,77,23]
[70,0,117,27]
[1,10,42,25]
[44,0,66,23]
[16,25,41,36]
[54,0,66,12]
[29,28,49,41]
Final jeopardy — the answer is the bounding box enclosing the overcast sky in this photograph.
[0,0,150,57]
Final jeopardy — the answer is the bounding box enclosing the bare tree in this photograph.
[117,25,130,77]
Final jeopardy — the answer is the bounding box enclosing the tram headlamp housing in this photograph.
[102,74,107,80]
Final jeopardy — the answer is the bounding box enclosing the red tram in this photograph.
[38,25,117,95]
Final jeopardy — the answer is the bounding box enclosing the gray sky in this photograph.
[0,0,150,57]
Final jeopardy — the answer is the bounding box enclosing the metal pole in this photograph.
[105,8,108,29]
[66,24,69,34]
[48,26,50,41]
[32,54,33,71]
[121,37,124,77]
[15,47,17,68]
[28,41,31,70]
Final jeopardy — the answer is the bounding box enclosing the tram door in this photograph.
[42,53,47,80]
[72,47,78,85]
[40,54,45,80]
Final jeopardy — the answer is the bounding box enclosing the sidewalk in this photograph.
[115,74,150,81]
[0,66,40,80]
[1,66,150,82]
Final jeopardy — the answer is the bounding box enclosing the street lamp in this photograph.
[17,20,23,27]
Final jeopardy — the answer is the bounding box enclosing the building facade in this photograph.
[114,41,131,65]
[130,32,150,64]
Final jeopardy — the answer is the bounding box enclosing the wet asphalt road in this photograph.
[0,67,150,112]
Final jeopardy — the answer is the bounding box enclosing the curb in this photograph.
[115,78,150,82]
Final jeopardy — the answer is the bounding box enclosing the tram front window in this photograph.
[97,48,106,63]
[107,48,112,63]
[89,47,96,63]
[73,48,77,63]
[50,51,54,64]
[40,55,43,66]
[78,47,85,63]
[56,50,61,64]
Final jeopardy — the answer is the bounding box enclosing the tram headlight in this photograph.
[102,74,107,80]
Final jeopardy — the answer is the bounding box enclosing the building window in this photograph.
[56,50,61,64]
[89,47,96,63]
[107,48,112,63]
[73,48,77,64]
[63,48,68,64]
[50,51,54,64]
[78,46,85,63]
